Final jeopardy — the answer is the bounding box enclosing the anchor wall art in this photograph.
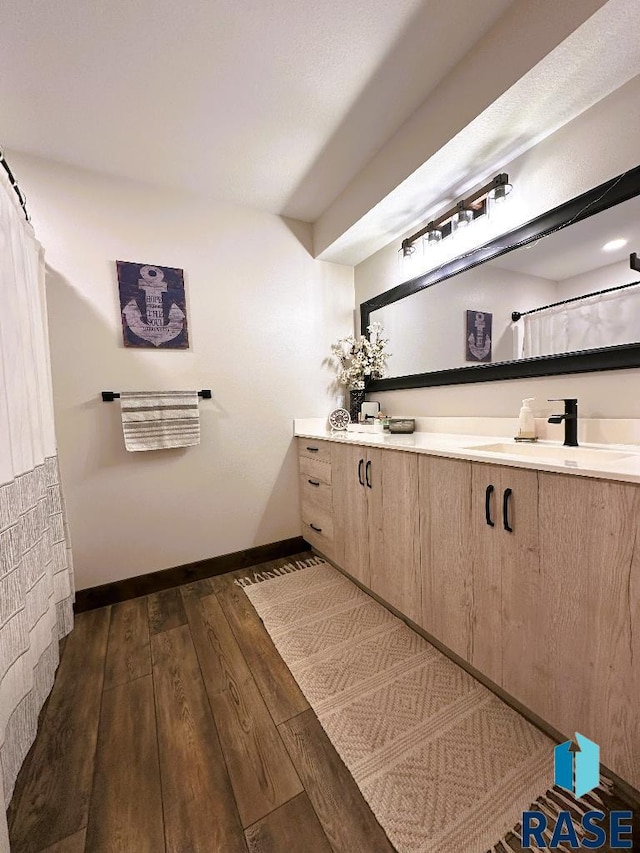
[117,260,189,348]
[465,309,492,363]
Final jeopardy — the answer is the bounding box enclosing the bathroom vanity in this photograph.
[296,423,640,792]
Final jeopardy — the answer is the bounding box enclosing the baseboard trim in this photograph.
[74,536,311,612]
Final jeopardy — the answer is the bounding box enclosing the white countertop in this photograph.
[294,419,640,484]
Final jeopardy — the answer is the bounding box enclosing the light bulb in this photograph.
[490,181,513,204]
[426,228,442,246]
[452,208,473,232]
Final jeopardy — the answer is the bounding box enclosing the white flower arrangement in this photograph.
[331,322,390,389]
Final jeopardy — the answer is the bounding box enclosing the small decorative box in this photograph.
[388,418,415,434]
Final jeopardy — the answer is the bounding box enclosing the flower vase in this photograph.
[349,386,366,424]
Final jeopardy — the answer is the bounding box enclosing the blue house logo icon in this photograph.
[554,733,600,798]
[523,734,632,848]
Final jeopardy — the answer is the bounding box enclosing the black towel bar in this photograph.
[101,390,212,402]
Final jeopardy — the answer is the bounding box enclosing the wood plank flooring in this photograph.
[8,551,639,852]
[6,608,111,852]
[151,625,245,853]
[86,676,164,852]
[103,597,152,690]
[7,553,394,853]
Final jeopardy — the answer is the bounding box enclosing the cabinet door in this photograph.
[367,448,421,623]
[332,442,370,587]
[512,472,640,788]
[419,456,473,661]
[472,464,539,687]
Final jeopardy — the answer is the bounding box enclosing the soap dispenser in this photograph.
[516,398,537,441]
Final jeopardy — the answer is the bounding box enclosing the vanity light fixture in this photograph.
[400,172,512,258]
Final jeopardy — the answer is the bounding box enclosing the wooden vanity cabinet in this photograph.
[505,473,640,789]
[366,447,421,623]
[420,458,640,788]
[297,439,337,561]
[331,442,370,586]
[331,443,421,622]
[473,463,539,686]
[419,456,474,663]
[299,436,640,788]
[419,457,538,685]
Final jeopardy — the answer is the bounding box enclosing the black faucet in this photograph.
[548,398,579,447]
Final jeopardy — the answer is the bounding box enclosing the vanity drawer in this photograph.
[299,455,332,486]
[301,505,335,556]
[300,474,332,514]
[301,504,334,539]
[298,438,332,464]
[303,524,336,560]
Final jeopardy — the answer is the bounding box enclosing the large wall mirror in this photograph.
[362,166,640,390]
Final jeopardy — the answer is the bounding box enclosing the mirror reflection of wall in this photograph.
[370,193,640,379]
[372,265,557,377]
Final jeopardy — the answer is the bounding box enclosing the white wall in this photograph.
[559,259,633,299]
[10,152,354,590]
[354,76,640,420]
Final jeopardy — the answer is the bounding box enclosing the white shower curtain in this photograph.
[0,166,74,849]
[519,283,640,358]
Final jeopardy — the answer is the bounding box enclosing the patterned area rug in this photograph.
[239,560,613,853]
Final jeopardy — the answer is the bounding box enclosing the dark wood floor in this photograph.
[7,553,395,853]
[7,552,638,853]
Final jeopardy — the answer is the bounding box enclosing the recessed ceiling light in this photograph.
[602,238,628,252]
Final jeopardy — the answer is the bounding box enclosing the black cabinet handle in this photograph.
[358,459,364,486]
[307,479,320,487]
[310,523,322,532]
[503,488,513,532]
[485,484,495,527]
[306,446,319,453]
[365,460,372,489]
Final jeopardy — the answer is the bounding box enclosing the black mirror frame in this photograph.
[361,164,640,390]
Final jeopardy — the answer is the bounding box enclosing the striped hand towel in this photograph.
[120,391,200,451]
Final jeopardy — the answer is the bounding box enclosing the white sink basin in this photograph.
[465,442,636,466]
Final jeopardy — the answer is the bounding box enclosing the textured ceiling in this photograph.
[0,0,513,221]
[315,0,640,264]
